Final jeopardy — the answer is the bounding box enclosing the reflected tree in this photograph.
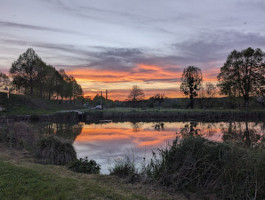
[222,121,264,147]
[40,122,84,142]
[131,122,142,132]
[177,121,201,137]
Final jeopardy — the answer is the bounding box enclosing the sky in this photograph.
[1,0,265,100]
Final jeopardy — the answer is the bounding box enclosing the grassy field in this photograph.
[0,145,187,200]
[0,92,82,115]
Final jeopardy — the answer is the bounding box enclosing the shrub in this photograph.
[35,135,76,165]
[109,155,140,183]
[145,136,265,199]
[68,157,100,174]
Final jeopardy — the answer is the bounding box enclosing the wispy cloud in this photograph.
[0,21,78,34]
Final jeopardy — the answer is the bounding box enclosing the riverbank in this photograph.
[84,107,265,122]
[1,107,265,123]
[0,144,187,200]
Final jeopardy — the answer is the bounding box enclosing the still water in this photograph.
[40,121,265,174]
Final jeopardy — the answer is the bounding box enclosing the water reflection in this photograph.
[222,122,265,147]
[37,122,83,142]
[37,121,265,174]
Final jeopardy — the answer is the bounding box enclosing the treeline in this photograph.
[127,47,265,109]
[9,48,83,102]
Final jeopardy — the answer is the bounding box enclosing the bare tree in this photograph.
[127,85,145,107]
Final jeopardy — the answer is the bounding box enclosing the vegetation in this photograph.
[110,156,137,178]
[0,148,186,200]
[85,107,265,122]
[9,48,83,101]
[149,93,166,109]
[35,135,77,165]
[0,92,83,115]
[144,136,265,199]
[68,157,101,174]
[218,47,265,108]
[180,66,203,109]
[127,85,145,107]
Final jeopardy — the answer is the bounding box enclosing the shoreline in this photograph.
[1,108,265,123]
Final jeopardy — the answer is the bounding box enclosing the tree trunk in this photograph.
[244,95,249,109]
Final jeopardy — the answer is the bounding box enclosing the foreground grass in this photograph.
[0,147,186,200]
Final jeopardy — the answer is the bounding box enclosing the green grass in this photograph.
[0,150,186,200]
[0,160,149,200]
[0,160,137,200]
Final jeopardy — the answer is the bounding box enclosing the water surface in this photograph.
[66,121,264,173]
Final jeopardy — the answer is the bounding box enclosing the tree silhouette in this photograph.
[180,66,203,109]
[218,47,265,108]
[127,85,145,107]
[10,48,42,95]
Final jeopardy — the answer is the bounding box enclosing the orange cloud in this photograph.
[66,64,219,100]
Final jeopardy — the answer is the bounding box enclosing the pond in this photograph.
[37,121,265,174]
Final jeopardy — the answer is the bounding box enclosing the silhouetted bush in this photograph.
[68,157,100,174]
[35,135,76,165]
[109,155,140,183]
[110,156,136,177]
[144,136,265,199]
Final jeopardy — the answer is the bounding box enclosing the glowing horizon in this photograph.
[1,1,264,101]
[66,64,219,100]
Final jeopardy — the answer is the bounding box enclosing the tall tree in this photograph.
[180,66,203,109]
[127,85,145,107]
[217,47,265,107]
[72,79,83,103]
[10,48,42,95]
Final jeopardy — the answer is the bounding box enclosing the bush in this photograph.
[35,135,76,165]
[145,136,265,199]
[68,157,100,174]
[109,155,141,183]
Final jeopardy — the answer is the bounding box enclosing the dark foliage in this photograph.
[145,136,265,199]
[68,157,101,174]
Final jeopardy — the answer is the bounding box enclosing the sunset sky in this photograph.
[1,0,265,100]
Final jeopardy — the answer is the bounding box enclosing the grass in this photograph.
[108,136,265,199]
[0,92,82,115]
[83,107,265,122]
[0,146,187,200]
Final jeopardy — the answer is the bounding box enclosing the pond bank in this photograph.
[84,108,265,122]
[1,108,265,123]
[0,144,188,200]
